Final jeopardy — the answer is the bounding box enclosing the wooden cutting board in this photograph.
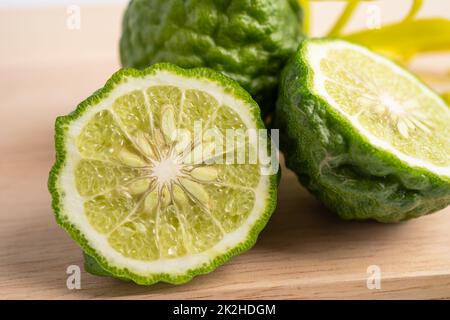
[1,4,449,299]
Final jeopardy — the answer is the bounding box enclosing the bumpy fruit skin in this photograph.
[49,63,278,285]
[120,0,303,115]
[275,39,450,223]
[83,252,130,281]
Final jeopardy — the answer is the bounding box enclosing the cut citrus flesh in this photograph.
[49,64,277,284]
[276,39,450,222]
[306,40,450,174]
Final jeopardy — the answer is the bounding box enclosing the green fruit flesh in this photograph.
[49,64,277,284]
[276,39,450,222]
[319,47,449,167]
[75,87,259,260]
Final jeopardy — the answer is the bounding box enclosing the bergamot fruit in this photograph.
[276,39,450,223]
[119,0,303,115]
[49,63,277,284]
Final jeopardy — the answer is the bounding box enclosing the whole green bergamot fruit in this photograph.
[120,0,303,115]
[276,39,450,223]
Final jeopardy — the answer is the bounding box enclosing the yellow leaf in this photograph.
[404,0,424,22]
[328,0,361,37]
[298,0,310,34]
[443,92,450,105]
[343,18,450,62]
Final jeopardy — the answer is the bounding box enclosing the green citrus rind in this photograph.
[48,63,278,285]
[276,38,450,223]
[119,0,304,115]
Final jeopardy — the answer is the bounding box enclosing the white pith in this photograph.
[380,94,404,115]
[150,156,182,185]
[304,40,450,177]
[58,71,272,275]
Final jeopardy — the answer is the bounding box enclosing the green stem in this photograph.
[405,0,424,21]
[298,0,311,34]
[327,0,361,37]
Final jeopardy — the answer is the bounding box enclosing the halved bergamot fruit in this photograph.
[276,39,450,222]
[49,63,277,284]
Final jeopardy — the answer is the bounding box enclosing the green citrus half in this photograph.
[276,39,450,222]
[120,0,303,115]
[49,63,277,284]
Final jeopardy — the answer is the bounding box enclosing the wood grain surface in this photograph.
[1,3,449,299]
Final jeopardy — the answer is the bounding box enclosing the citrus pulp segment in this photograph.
[276,39,450,222]
[49,64,277,284]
